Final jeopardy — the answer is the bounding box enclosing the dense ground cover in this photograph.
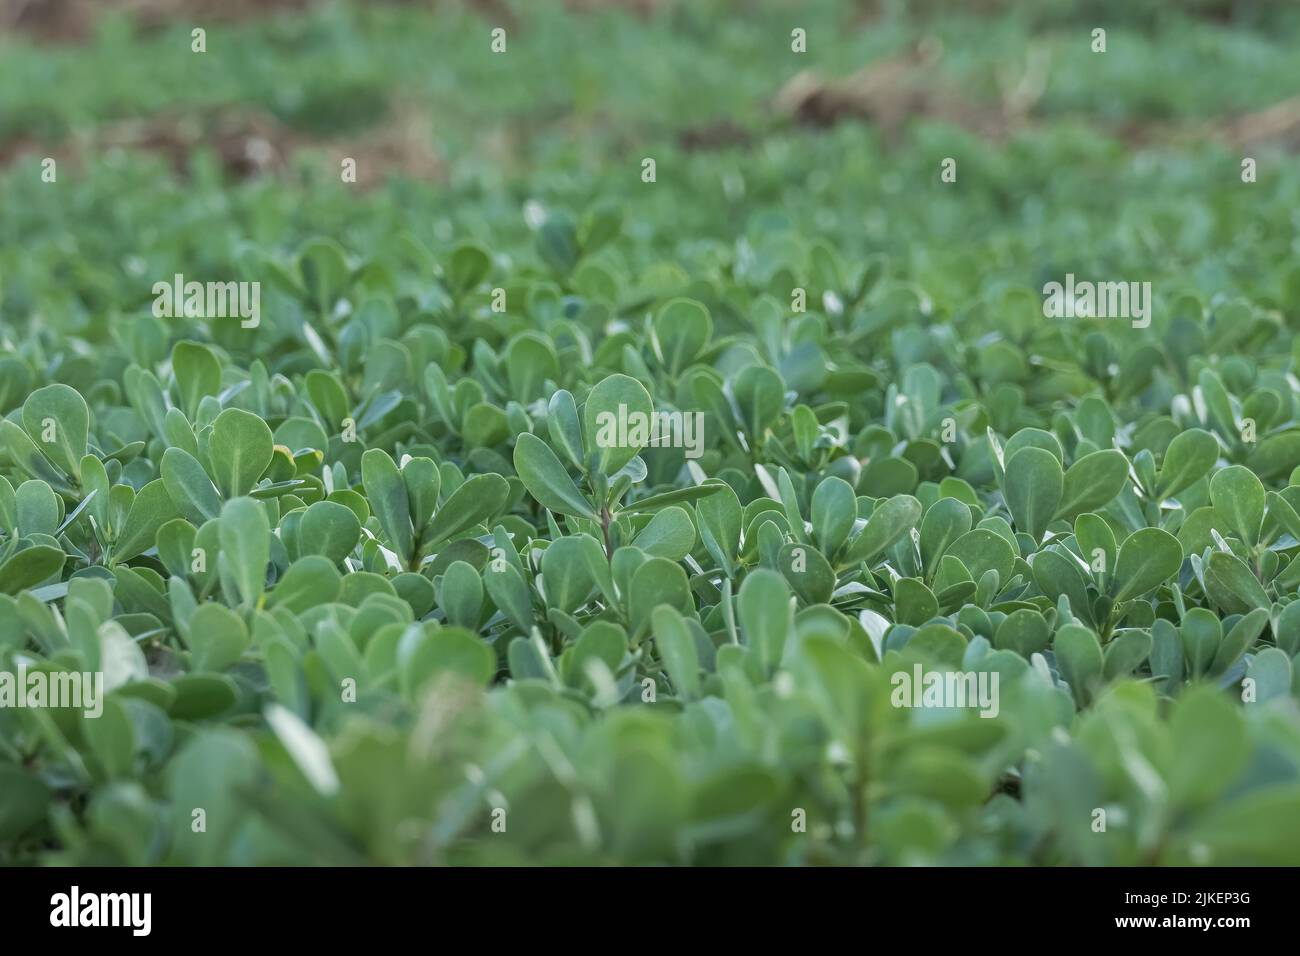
[3,0,1300,866]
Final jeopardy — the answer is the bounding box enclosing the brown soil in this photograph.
[0,105,445,187]
[771,37,1300,154]
[2,0,668,44]
[0,0,323,43]
[0,0,439,43]
[771,39,1035,145]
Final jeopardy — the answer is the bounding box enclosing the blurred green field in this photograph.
[5,0,1300,346]
[4,1,1300,161]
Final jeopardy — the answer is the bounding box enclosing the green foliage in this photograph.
[3,0,1300,869]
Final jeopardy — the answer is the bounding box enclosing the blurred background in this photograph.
[3,0,1300,363]
[3,0,1300,186]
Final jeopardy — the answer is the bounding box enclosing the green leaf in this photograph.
[1250,433,1300,482]
[620,484,724,516]
[1056,449,1128,521]
[172,340,223,421]
[218,497,270,608]
[504,332,559,403]
[298,237,351,313]
[1003,446,1063,541]
[652,605,701,700]
[264,703,340,796]
[439,560,484,627]
[1002,427,1063,466]
[1167,685,1246,808]
[207,408,274,499]
[167,674,239,721]
[1246,648,1293,703]
[1212,607,1268,673]
[918,497,973,571]
[422,628,496,685]
[732,365,785,441]
[738,568,792,675]
[945,528,1016,587]
[463,402,509,448]
[269,555,343,614]
[99,620,149,690]
[1055,623,1103,707]
[695,480,741,574]
[561,623,627,696]
[994,608,1050,655]
[537,213,580,274]
[791,636,877,760]
[0,545,65,595]
[779,542,836,605]
[628,558,692,639]
[361,449,415,563]
[1266,490,1300,544]
[631,506,696,561]
[1112,528,1183,603]
[1209,464,1266,547]
[1150,618,1184,693]
[583,373,655,476]
[112,479,180,563]
[423,473,510,549]
[811,476,857,558]
[894,577,939,627]
[1074,513,1116,584]
[652,299,712,376]
[166,728,257,862]
[401,457,442,534]
[188,602,251,672]
[513,432,597,520]
[81,696,135,779]
[22,383,89,481]
[298,500,362,564]
[1203,551,1269,615]
[482,561,536,633]
[1156,427,1219,500]
[445,242,491,294]
[1172,785,1300,865]
[546,389,586,471]
[843,495,922,565]
[161,446,222,524]
[16,479,59,536]
[578,202,622,255]
[1181,608,1222,678]
[780,478,820,544]
[507,634,553,683]
[1275,600,1300,657]
[317,621,363,685]
[906,622,968,667]
[1,420,71,492]
[1102,628,1151,680]
[0,767,51,841]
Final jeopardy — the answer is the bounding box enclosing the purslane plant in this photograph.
[4,231,1300,864]
[4,3,1300,861]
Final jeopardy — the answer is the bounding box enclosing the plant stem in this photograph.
[600,506,614,560]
